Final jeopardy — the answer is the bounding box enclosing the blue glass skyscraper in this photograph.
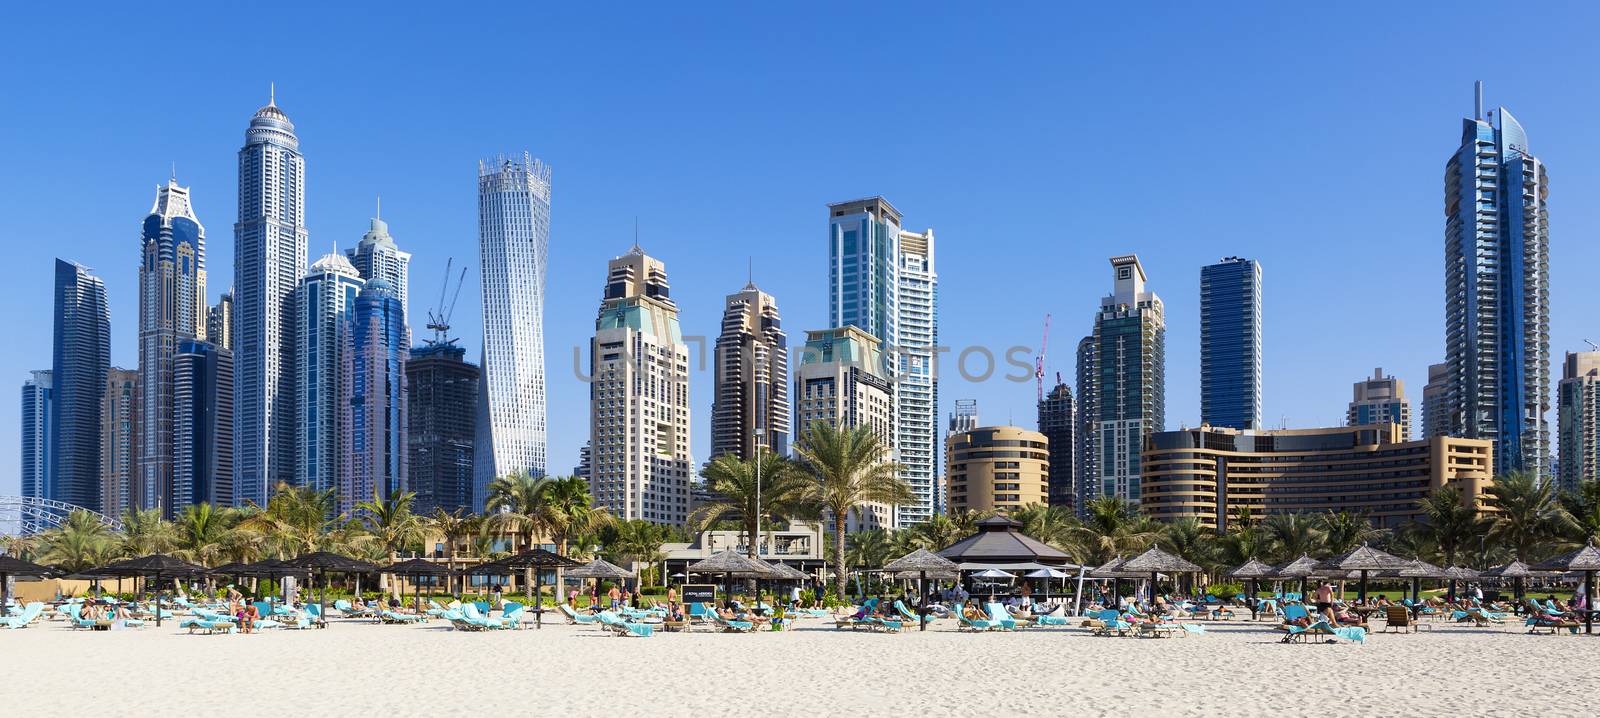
[173,340,233,508]
[1444,82,1550,477]
[20,370,53,503]
[52,259,111,511]
[1200,257,1262,430]
[345,279,408,514]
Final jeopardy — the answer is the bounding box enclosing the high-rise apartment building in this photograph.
[52,259,110,511]
[1348,367,1410,439]
[21,370,54,502]
[1073,337,1098,513]
[407,342,478,515]
[475,153,549,508]
[794,325,895,531]
[346,216,411,318]
[234,91,307,507]
[949,400,979,434]
[137,178,207,514]
[343,280,408,514]
[173,340,233,508]
[1558,351,1600,492]
[946,425,1049,515]
[709,282,789,461]
[208,291,233,351]
[1443,82,1550,478]
[589,247,692,525]
[1422,362,1449,440]
[295,251,363,496]
[1079,255,1164,505]
[100,368,137,517]
[1037,382,1074,508]
[1199,257,1262,430]
[827,197,938,525]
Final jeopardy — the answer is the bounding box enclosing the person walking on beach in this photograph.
[608,584,621,610]
[1315,581,1336,622]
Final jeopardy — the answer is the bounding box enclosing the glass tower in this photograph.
[1558,351,1600,492]
[1444,82,1550,478]
[138,178,207,515]
[827,197,939,526]
[1037,382,1074,508]
[1081,255,1164,505]
[52,259,111,511]
[344,280,409,514]
[21,370,53,503]
[295,252,363,497]
[345,215,411,318]
[173,340,233,508]
[234,91,307,507]
[1199,257,1261,430]
[474,153,550,509]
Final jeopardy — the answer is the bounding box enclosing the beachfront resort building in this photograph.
[1038,382,1074,508]
[946,425,1050,515]
[52,259,111,512]
[1441,82,1550,478]
[794,325,895,531]
[1076,255,1165,508]
[1199,256,1262,430]
[828,197,939,526]
[474,153,549,509]
[589,247,693,526]
[1348,368,1411,439]
[233,91,308,507]
[709,281,789,461]
[1557,350,1600,491]
[1140,423,1493,532]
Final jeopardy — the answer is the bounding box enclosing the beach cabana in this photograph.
[1313,544,1406,603]
[937,516,1076,570]
[687,550,773,611]
[385,558,453,615]
[1226,558,1276,620]
[1090,557,1139,610]
[1481,560,1537,607]
[99,554,208,627]
[1392,559,1447,612]
[284,552,378,627]
[1533,541,1600,634]
[0,555,54,617]
[883,549,958,631]
[1120,546,1203,604]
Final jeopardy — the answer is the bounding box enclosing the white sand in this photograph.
[3,614,1596,716]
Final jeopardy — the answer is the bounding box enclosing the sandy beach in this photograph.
[3,614,1595,717]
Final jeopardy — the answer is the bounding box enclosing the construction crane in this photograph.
[1035,313,1051,402]
[1586,339,1600,352]
[425,257,469,348]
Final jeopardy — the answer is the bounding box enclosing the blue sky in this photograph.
[4,3,1600,495]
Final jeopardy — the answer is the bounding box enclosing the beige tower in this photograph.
[710,282,789,461]
[794,325,895,531]
[946,426,1050,514]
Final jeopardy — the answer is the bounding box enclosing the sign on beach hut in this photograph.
[680,584,716,605]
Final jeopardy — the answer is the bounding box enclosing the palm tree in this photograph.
[1010,503,1086,561]
[603,520,671,590]
[119,507,176,557]
[1406,486,1488,567]
[1215,525,1262,567]
[792,421,912,597]
[1159,518,1216,570]
[537,476,611,601]
[172,503,236,568]
[238,482,342,557]
[429,508,474,596]
[1484,471,1572,561]
[1074,496,1158,564]
[906,513,968,552]
[37,510,114,572]
[1260,512,1323,563]
[692,453,812,558]
[1559,481,1600,547]
[485,472,558,598]
[845,529,893,571]
[0,533,39,559]
[1320,510,1385,555]
[358,491,424,597]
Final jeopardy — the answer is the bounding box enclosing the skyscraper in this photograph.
[709,282,788,461]
[794,325,894,530]
[827,197,939,525]
[346,215,411,318]
[234,90,307,507]
[173,340,233,508]
[1199,257,1262,430]
[208,291,233,351]
[475,153,549,508]
[1348,367,1411,438]
[1558,351,1600,492]
[1079,255,1164,505]
[949,399,979,434]
[52,259,110,511]
[295,251,363,496]
[1073,336,1098,513]
[1422,362,1449,440]
[100,368,137,516]
[343,280,408,514]
[406,342,478,515]
[138,178,207,514]
[1037,382,1074,508]
[1443,82,1550,478]
[589,247,692,526]
[21,370,53,503]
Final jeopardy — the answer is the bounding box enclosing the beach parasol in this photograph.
[1273,554,1320,599]
[386,558,452,614]
[1091,557,1137,607]
[0,555,55,617]
[688,550,774,610]
[1534,541,1600,634]
[884,549,959,631]
[1226,558,1276,620]
[1121,546,1203,605]
[99,554,208,627]
[566,559,635,610]
[1481,560,1538,607]
[476,549,581,629]
[1393,559,1447,613]
[1314,544,1406,603]
[284,552,378,627]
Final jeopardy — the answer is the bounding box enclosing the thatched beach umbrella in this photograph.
[0,555,54,617]
[1091,556,1137,607]
[566,559,635,608]
[386,558,452,614]
[1273,554,1319,599]
[100,554,208,627]
[1314,543,1405,603]
[1121,546,1203,605]
[1393,559,1447,611]
[1481,560,1538,608]
[483,549,582,629]
[884,549,958,631]
[688,550,773,610]
[1534,541,1600,634]
[1226,558,1276,620]
[285,552,378,627]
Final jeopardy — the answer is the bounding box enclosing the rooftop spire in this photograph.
[269,81,276,107]
[1474,80,1483,120]
[376,193,381,220]
[630,216,642,254]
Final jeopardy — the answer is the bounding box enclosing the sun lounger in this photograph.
[893,600,935,626]
[179,616,237,634]
[0,603,46,629]
[333,599,377,619]
[983,603,1019,630]
[1383,606,1429,633]
[707,612,756,633]
[560,605,600,624]
[458,602,511,630]
[1086,609,1131,636]
[598,611,655,637]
